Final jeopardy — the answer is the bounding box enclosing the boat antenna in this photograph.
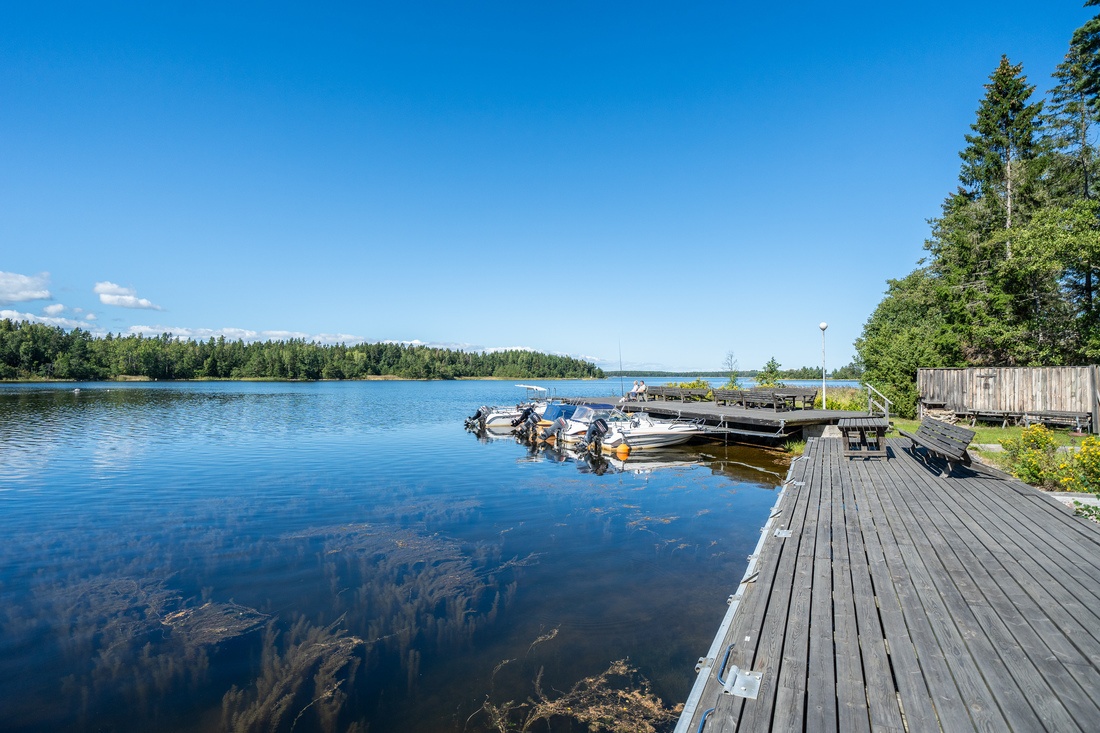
[618,341,624,397]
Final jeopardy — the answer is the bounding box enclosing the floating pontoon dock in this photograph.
[678,437,1100,732]
[565,396,867,440]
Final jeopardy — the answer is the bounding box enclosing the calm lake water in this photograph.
[0,380,787,732]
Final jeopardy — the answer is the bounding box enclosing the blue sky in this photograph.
[0,2,1092,372]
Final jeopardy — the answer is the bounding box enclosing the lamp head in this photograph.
[819,322,828,331]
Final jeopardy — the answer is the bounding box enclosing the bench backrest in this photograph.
[916,418,975,458]
[743,389,777,399]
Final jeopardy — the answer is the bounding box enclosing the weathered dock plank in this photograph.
[676,437,1100,732]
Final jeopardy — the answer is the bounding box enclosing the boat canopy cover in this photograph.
[515,384,549,393]
[541,403,579,422]
[571,405,614,422]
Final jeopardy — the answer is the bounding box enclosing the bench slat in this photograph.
[900,417,975,472]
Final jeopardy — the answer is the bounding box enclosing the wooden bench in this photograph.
[959,408,1019,428]
[643,386,709,402]
[712,388,743,406]
[897,417,975,477]
[1022,410,1092,432]
[776,388,818,410]
[680,387,711,402]
[643,386,672,401]
[741,389,787,411]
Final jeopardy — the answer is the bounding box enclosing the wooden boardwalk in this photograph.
[565,396,866,438]
[677,437,1100,732]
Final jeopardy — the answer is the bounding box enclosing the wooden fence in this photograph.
[917,366,1100,432]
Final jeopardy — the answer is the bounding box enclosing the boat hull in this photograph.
[602,429,698,450]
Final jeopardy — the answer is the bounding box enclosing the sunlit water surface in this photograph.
[0,380,786,732]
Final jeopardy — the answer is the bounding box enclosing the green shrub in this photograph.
[674,378,713,399]
[674,378,710,390]
[783,439,806,456]
[1054,435,1100,493]
[1074,496,1100,522]
[756,357,784,388]
[1001,425,1061,490]
[817,387,867,411]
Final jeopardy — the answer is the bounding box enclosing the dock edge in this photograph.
[672,446,808,731]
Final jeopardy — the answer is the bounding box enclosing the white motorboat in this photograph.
[553,404,616,444]
[600,412,707,451]
[467,385,550,429]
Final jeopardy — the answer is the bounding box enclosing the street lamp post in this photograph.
[819,322,828,410]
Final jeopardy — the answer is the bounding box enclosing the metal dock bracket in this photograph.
[722,666,763,699]
[716,645,763,699]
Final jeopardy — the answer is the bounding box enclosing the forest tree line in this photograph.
[856,3,1100,417]
[604,361,862,380]
[0,320,605,381]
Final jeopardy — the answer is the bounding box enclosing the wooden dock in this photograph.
[565,396,867,439]
[677,437,1100,732]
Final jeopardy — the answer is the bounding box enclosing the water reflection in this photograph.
[0,382,784,732]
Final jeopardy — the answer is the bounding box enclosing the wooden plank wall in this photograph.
[918,366,1097,415]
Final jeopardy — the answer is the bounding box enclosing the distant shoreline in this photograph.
[0,375,607,384]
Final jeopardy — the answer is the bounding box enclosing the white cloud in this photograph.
[0,271,51,303]
[127,325,238,341]
[558,352,603,364]
[484,345,537,354]
[94,281,163,310]
[43,303,66,316]
[311,333,365,345]
[380,340,574,356]
[0,308,102,331]
[84,313,97,321]
[126,325,365,345]
[259,330,312,341]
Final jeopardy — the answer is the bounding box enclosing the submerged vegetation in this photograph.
[2,503,535,732]
[0,319,603,381]
[472,652,680,733]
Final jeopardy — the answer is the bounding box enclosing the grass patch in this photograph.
[783,439,806,456]
[888,417,1084,449]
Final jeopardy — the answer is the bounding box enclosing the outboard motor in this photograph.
[519,410,542,441]
[464,406,487,431]
[540,417,567,443]
[579,418,609,453]
[512,407,539,441]
[511,406,535,428]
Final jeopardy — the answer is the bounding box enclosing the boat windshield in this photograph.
[571,406,612,423]
[541,403,578,422]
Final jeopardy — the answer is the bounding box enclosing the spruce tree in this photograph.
[1070,1,1100,109]
[958,55,1043,254]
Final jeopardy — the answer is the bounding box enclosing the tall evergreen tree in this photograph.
[1046,45,1099,203]
[855,5,1100,415]
[958,55,1043,254]
[1069,1,1100,110]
